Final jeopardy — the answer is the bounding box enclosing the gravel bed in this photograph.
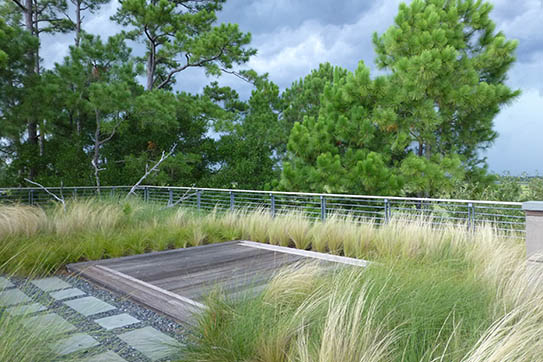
[5,273,190,362]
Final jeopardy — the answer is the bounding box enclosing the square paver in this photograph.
[50,287,86,300]
[119,327,182,361]
[94,313,140,330]
[0,277,14,289]
[5,302,47,316]
[23,313,76,336]
[31,277,71,292]
[64,296,116,316]
[0,288,31,307]
[83,351,127,362]
[51,333,99,355]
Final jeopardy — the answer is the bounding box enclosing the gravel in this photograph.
[6,273,190,362]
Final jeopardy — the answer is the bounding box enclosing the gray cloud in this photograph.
[218,0,380,34]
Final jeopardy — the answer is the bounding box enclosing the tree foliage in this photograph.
[112,0,255,90]
[0,0,523,200]
[282,0,519,197]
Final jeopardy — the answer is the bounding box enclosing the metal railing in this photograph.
[0,185,525,236]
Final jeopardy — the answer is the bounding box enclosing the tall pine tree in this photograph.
[373,0,519,195]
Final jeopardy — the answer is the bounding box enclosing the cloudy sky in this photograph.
[41,0,543,175]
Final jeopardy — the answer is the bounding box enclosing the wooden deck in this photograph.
[67,240,368,325]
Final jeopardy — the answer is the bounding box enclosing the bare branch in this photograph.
[98,118,123,145]
[91,159,106,195]
[161,184,196,209]
[126,144,177,198]
[220,68,253,84]
[24,178,66,211]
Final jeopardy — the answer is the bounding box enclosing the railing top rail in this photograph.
[0,186,121,190]
[138,185,523,206]
[0,185,523,206]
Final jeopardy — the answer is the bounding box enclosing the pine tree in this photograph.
[282,0,518,197]
[373,0,519,194]
[281,62,403,195]
[112,0,255,90]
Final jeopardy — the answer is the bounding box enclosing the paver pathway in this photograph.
[0,275,184,361]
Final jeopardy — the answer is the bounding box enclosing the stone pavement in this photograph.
[0,276,183,361]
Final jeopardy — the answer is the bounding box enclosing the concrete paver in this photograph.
[0,288,31,307]
[64,296,116,316]
[82,351,127,362]
[51,333,100,355]
[5,302,47,316]
[0,276,14,289]
[94,313,140,330]
[50,287,86,300]
[23,312,76,336]
[118,326,182,361]
[32,277,72,292]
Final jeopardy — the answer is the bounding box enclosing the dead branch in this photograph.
[126,143,177,199]
[24,178,66,211]
[161,184,196,210]
[91,159,106,195]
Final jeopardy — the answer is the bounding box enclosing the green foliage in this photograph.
[373,0,519,185]
[212,76,283,189]
[0,0,524,198]
[282,0,519,197]
[281,62,403,195]
[183,260,494,362]
[280,63,349,157]
[112,0,255,90]
[0,11,39,179]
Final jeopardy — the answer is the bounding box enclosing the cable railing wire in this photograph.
[0,185,525,237]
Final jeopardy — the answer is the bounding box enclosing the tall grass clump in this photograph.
[180,214,537,361]
[0,205,47,238]
[0,198,215,275]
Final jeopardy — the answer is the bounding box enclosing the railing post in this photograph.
[523,201,543,261]
[270,193,276,217]
[384,199,390,223]
[144,187,149,202]
[73,188,77,199]
[28,189,34,205]
[230,191,235,211]
[197,190,201,211]
[168,188,173,207]
[320,195,326,221]
[467,203,474,231]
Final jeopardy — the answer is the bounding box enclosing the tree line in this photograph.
[0,0,521,199]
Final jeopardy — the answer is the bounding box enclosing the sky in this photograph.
[40,0,543,175]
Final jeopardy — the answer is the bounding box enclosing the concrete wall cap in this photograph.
[522,201,543,211]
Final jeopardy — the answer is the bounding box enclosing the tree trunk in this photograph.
[146,39,156,90]
[24,0,39,179]
[93,110,102,194]
[75,0,81,47]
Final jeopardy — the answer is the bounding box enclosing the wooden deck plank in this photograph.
[127,247,273,282]
[152,251,301,291]
[166,253,303,295]
[69,241,241,271]
[106,242,248,273]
